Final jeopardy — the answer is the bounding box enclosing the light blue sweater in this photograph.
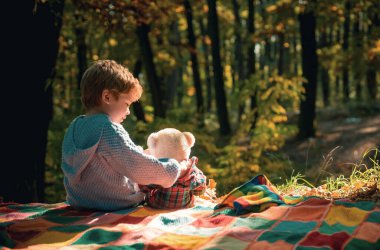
[61,114,181,210]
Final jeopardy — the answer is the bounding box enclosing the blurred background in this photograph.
[1,0,379,203]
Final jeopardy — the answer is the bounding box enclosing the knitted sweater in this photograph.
[61,114,181,211]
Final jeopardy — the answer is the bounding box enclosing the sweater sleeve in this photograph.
[100,122,181,188]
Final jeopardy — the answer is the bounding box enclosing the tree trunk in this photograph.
[176,67,185,108]
[232,0,245,85]
[0,0,64,203]
[247,0,256,77]
[132,60,146,122]
[292,33,298,75]
[320,28,330,107]
[199,18,213,112]
[207,0,231,135]
[278,33,285,76]
[136,23,165,118]
[166,21,182,110]
[335,25,341,99]
[366,70,377,100]
[353,16,362,101]
[184,0,204,114]
[247,0,258,130]
[366,4,379,101]
[342,0,351,102]
[298,11,318,139]
[73,10,87,90]
[232,0,245,122]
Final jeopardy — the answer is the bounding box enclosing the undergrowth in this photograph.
[276,147,380,201]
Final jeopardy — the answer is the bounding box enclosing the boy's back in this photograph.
[62,114,145,210]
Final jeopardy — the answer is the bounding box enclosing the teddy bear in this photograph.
[147,128,195,162]
[143,128,207,209]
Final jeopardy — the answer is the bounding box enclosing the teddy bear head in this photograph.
[147,128,195,162]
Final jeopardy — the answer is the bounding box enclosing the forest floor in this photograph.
[280,104,380,184]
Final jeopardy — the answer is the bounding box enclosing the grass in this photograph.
[276,147,380,201]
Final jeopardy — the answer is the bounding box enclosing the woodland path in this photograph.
[281,106,380,180]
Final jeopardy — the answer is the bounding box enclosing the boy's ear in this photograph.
[183,132,195,148]
[102,89,111,104]
[147,133,158,149]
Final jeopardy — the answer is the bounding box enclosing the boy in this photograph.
[61,60,191,211]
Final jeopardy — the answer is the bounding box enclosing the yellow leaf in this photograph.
[266,5,277,13]
[208,179,217,189]
[108,38,118,47]
[187,87,195,96]
[272,115,288,123]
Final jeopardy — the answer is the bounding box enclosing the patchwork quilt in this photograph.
[1,175,379,249]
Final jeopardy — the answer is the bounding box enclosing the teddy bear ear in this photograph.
[147,132,158,149]
[183,132,195,147]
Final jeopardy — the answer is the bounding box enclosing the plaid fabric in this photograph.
[143,156,206,209]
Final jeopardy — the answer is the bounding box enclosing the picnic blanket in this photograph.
[1,174,379,249]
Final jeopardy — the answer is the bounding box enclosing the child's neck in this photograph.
[86,107,107,116]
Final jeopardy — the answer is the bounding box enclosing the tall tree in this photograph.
[232,0,245,88]
[207,0,231,135]
[366,2,380,101]
[335,24,342,98]
[353,12,362,101]
[298,9,318,139]
[166,21,183,110]
[136,23,166,118]
[132,60,146,122]
[320,27,330,107]
[277,32,285,76]
[184,0,204,114]
[1,0,64,202]
[232,0,245,122]
[199,17,213,112]
[247,0,258,130]
[342,0,351,102]
[73,8,88,90]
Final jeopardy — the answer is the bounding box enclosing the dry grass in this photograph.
[276,147,380,202]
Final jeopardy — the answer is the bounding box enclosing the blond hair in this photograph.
[80,60,142,110]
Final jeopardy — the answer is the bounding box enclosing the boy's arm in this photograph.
[102,123,182,188]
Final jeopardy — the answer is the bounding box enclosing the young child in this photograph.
[61,59,191,211]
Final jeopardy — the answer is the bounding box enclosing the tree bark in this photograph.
[247,0,258,130]
[298,11,318,139]
[366,70,377,100]
[342,0,351,102]
[353,16,362,101]
[232,0,245,122]
[320,28,330,107]
[184,0,204,114]
[136,23,165,118]
[132,60,146,122]
[207,0,231,135]
[199,18,213,112]
[247,0,256,77]
[0,0,64,203]
[335,24,342,98]
[166,22,183,110]
[278,33,285,76]
[73,9,87,90]
[366,3,379,101]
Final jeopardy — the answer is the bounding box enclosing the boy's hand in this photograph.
[178,158,193,178]
[144,148,151,155]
